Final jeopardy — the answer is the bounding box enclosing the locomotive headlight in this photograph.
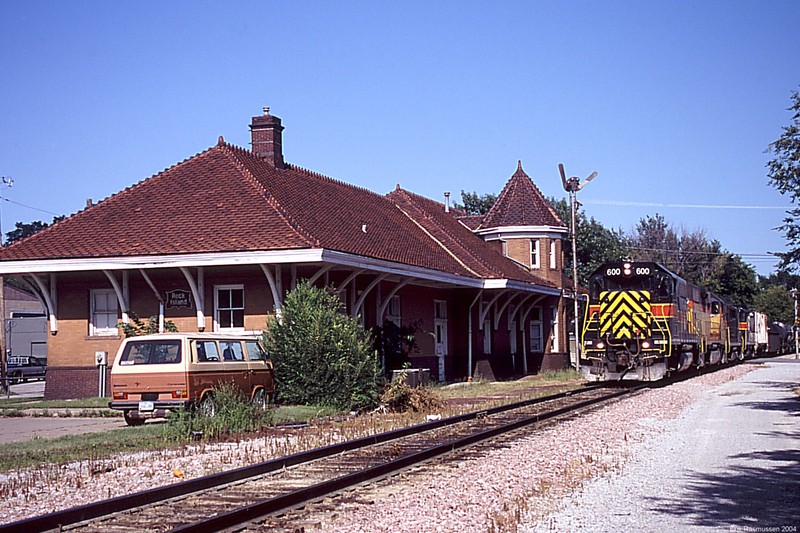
[641,340,652,349]
[623,262,632,276]
[595,341,606,350]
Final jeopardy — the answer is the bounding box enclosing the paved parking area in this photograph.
[2,380,45,399]
[1,381,126,444]
[0,417,127,444]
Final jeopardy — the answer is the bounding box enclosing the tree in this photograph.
[4,216,65,245]
[454,191,496,215]
[703,253,758,307]
[753,285,794,325]
[759,270,800,291]
[626,214,759,305]
[263,282,381,411]
[626,214,681,272]
[5,220,48,245]
[766,87,800,271]
[550,197,628,284]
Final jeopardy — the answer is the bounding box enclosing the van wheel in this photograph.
[252,388,267,411]
[200,395,216,418]
[124,411,146,427]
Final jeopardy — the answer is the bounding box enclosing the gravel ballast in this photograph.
[1,361,792,531]
[312,363,768,532]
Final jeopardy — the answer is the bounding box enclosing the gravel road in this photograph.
[524,357,800,532]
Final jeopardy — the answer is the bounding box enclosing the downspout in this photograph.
[467,290,483,380]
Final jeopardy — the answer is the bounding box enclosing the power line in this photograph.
[627,246,776,258]
[584,199,788,210]
[0,196,61,217]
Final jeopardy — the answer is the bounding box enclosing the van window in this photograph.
[245,341,268,361]
[220,341,245,361]
[119,340,181,365]
[196,341,220,362]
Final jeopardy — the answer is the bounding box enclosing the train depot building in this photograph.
[0,110,575,400]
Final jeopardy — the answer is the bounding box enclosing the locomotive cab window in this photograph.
[653,271,674,299]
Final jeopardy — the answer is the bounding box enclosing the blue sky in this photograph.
[1,1,798,276]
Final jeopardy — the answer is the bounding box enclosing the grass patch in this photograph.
[0,372,586,476]
[0,424,167,472]
[0,396,37,407]
[271,404,339,424]
[0,401,343,473]
[436,369,583,400]
[0,397,111,410]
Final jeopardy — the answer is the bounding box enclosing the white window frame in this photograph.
[529,306,543,352]
[550,239,557,269]
[508,304,517,354]
[434,300,447,320]
[483,319,492,355]
[386,295,402,327]
[90,289,119,337]
[501,240,508,257]
[214,284,245,332]
[551,307,560,353]
[530,239,540,269]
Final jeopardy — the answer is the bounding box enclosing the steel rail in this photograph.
[0,383,605,533]
[172,386,639,533]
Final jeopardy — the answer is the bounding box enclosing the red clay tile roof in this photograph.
[0,141,474,279]
[0,142,559,288]
[455,214,485,231]
[480,161,564,229]
[0,144,315,259]
[387,187,556,287]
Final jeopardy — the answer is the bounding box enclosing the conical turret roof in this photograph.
[480,161,564,229]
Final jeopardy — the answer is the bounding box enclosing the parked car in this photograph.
[6,356,47,384]
[108,332,275,426]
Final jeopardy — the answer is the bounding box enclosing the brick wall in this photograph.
[44,366,111,400]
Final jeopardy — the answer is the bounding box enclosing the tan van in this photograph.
[108,332,274,426]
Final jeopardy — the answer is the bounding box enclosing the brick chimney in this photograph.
[249,107,284,168]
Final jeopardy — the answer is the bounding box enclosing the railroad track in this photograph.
[2,383,642,533]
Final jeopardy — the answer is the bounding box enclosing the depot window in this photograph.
[529,307,543,352]
[215,285,244,331]
[90,289,119,337]
[530,239,540,269]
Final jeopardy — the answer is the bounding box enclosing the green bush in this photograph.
[162,381,271,442]
[264,282,381,411]
[118,312,178,337]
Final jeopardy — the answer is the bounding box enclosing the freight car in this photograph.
[579,261,785,382]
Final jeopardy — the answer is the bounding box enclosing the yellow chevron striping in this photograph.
[599,290,653,339]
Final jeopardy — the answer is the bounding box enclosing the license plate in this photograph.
[138,401,155,412]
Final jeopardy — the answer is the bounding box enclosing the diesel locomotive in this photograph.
[580,261,786,381]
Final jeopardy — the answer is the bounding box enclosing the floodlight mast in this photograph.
[559,164,597,371]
